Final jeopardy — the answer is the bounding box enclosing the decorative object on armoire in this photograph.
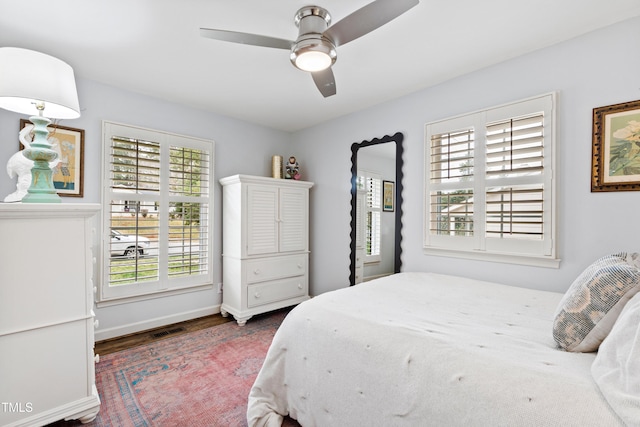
[592,99,640,192]
[271,155,283,178]
[220,174,314,325]
[0,47,81,203]
[285,155,300,179]
[0,203,101,426]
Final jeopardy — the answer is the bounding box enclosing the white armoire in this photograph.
[0,203,101,427]
[220,174,313,325]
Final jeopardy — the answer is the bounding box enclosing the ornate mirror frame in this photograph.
[349,132,404,286]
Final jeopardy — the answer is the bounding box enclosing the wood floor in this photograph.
[95,313,233,355]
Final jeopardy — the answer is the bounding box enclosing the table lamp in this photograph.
[0,47,80,203]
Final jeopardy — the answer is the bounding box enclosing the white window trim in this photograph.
[423,93,559,268]
[99,121,215,303]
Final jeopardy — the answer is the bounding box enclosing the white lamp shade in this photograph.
[0,47,80,119]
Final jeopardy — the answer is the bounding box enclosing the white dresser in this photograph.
[0,203,101,426]
[220,175,313,325]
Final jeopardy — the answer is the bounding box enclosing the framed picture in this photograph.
[383,180,395,212]
[592,99,640,192]
[20,119,84,197]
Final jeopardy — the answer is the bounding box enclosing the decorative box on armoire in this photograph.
[0,203,101,427]
[220,174,313,325]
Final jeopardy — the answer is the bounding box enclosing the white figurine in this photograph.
[4,124,60,202]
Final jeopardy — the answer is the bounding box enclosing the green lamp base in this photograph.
[21,115,62,203]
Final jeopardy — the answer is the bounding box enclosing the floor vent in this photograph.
[151,327,185,339]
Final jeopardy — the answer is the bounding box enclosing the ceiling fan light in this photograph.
[290,39,337,72]
[295,51,332,72]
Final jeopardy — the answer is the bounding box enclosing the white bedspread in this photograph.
[248,272,623,426]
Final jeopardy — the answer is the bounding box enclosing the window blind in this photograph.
[429,189,474,237]
[424,93,556,266]
[101,122,214,301]
[486,113,544,178]
[485,186,543,239]
[110,136,160,192]
[429,128,475,237]
[430,129,474,183]
[366,176,381,258]
[168,145,211,278]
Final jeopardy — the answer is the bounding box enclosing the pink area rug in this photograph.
[80,310,289,427]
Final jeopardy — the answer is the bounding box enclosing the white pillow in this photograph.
[552,252,640,352]
[591,292,640,425]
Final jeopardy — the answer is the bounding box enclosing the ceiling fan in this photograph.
[200,0,419,98]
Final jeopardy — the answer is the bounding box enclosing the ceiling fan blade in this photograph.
[324,0,419,47]
[200,28,293,50]
[311,68,337,98]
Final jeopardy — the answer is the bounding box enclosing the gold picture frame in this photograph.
[20,119,85,197]
[592,99,640,192]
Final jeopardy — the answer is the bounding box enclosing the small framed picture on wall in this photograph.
[592,99,640,192]
[383,180,395,212]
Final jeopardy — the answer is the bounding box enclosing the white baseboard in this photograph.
[95,305,221,342]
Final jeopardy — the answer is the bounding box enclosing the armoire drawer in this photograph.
[245,254,306,284]
[247,277,306,308]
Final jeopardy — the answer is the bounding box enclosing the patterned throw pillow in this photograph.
[553,252,640,352]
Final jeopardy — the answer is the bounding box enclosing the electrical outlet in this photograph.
[217,283,223,294]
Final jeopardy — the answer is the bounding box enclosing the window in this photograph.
[358,172,382,263]
[100,122,214,302]
[424,93,557,267]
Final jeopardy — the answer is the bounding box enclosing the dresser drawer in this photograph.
[247,277,306,308]
[245,254,306,284]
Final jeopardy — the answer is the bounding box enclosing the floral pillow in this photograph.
[553,252,640,352]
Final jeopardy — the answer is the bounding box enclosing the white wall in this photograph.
[0,79,291,339]
[2,17,639,338]
[295,16,640,296]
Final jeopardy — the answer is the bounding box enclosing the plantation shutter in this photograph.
[101,121,214,302]
[366,175,381,260]
[483,96,554,257]
[428,128,475,240]
[424,93,556,266]
[485,114,544,242]
[168,144,211,278]
[108,136,161,286]
[485,114,544,178]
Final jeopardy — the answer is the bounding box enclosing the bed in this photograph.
[247,268,640,427]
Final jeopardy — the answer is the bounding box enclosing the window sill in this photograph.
[422,247,560,268]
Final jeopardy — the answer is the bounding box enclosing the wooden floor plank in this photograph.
[95,314,233,355]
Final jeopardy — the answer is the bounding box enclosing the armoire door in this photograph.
[278,187,308,253]
[246,184,279,255]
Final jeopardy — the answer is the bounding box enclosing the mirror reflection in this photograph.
[350,133,403,286]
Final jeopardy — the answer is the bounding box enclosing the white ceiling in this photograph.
[1,0,639,132]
